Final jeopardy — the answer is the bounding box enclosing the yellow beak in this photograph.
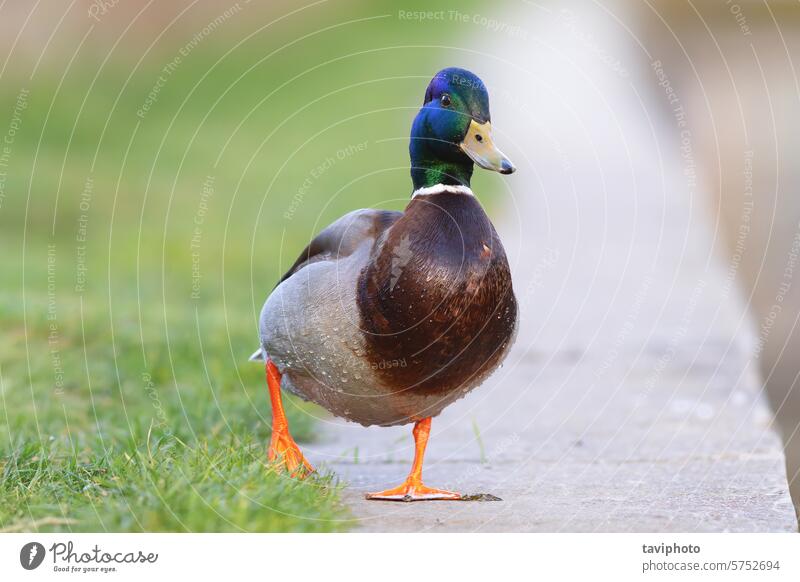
[459,120,516,174]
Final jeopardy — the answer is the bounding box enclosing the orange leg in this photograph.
[266,359,314,477]
[366,417,461,501]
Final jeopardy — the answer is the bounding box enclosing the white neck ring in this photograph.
[411,184,474,198]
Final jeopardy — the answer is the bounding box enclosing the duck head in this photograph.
[410,67,515,191]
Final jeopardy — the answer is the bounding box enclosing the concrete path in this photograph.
[309,2,797,532]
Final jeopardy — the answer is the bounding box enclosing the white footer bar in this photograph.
[1,533,798,581]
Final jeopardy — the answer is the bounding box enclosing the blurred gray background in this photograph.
[642,0,800,515]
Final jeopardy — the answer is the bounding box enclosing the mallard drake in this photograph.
[252,67,517,501]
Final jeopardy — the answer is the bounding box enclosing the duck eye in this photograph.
[440,94,451,107]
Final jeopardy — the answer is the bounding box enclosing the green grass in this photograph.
[0,0,494,531]
[1,438,348,532]
[0,267,347,532]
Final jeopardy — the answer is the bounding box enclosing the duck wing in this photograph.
[250,208,401,362]
[276,208,402,286]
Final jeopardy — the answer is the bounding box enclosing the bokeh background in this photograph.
[1,0,799,530]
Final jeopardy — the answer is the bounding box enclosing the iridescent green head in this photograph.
[410,67,515,191]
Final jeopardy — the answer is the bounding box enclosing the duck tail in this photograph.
[249,347,266,362]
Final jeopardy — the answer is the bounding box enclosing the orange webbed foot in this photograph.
[366,479,461,502]
[268,430,314,478]
[366,417,461,501]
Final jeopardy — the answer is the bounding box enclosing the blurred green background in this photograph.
[0,0,507,531]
